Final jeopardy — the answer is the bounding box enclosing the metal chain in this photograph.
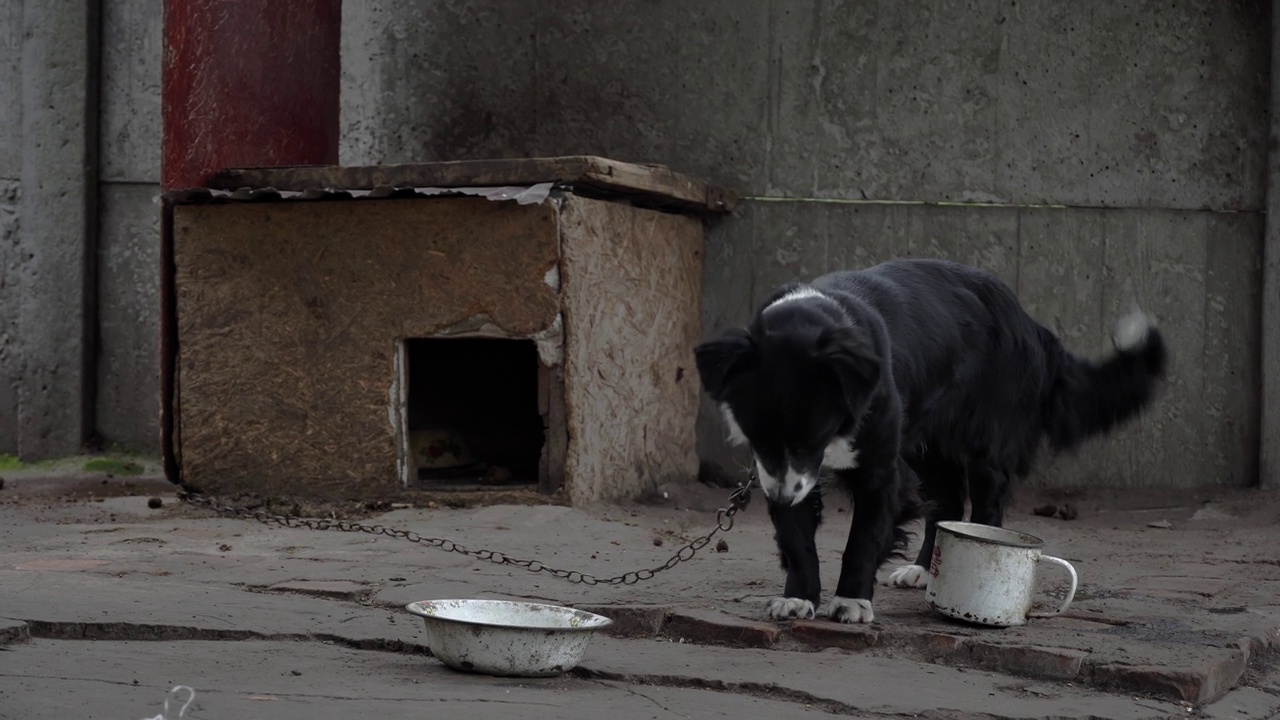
[177,476,755,587]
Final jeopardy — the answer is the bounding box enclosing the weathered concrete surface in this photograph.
[699,201,1263,490]
[96,183,160,453]
[16,0,96,459]
[338,2,541,168]
[100,0,161,185]
[0,0,20,180]
[340,1,1268,210]
[1262,0,1280,491]
[695,209,756,482]
[0,0,19,460]
[98,0,163,454]
[528,1,772,198]
[3,475,1280,713]
[0,179,20,454]
[1200,686,1280,720]
[5,639,976,720]
[578,637,1179,719]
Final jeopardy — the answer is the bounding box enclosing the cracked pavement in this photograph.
[3,472,1280,718]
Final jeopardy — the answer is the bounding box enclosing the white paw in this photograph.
[887,564,930,589]
[829,596,875,624]
[766,597,815,620]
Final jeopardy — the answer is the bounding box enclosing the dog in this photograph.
[694,258,1167,624]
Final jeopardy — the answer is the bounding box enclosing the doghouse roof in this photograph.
[163,155,737,215]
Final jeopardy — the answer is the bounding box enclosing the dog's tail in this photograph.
[1042,310,1168,453]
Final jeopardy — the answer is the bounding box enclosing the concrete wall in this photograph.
[4,0,100,458]
[0,0,162,457]
[341,1,1268,210]
[339,0,1269,490]
[0,0,20,453]
[0,0,1270,491]
[97,0,162,452]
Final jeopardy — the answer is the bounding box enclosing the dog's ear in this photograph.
[816,326,881,406]
[694,328,757,400]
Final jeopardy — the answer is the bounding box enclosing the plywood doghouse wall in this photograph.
[166,160,729,506]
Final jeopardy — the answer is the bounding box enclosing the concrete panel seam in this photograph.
[740,196,1264,215]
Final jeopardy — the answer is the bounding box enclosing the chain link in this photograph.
[177,475,755,587]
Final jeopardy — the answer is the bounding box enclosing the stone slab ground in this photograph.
[2,473,1280,717]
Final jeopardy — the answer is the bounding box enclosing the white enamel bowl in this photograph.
[405,599,613,677]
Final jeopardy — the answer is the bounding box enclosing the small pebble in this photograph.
[653,537,664,547]
[147,497,163,509]
[290,670,302,676]
[716,539,729,553]
[1033,504,1058,517]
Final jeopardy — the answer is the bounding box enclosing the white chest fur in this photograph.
[821,437,860,470]
[720,404,750,447]
[722,404,859,471]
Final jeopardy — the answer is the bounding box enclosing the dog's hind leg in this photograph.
[968,461,1013,527]
[766,492,824,620]
[888,452,965,589]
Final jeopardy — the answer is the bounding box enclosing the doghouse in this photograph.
[160,157,735,506]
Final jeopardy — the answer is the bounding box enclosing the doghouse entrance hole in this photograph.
[403,337,545,488]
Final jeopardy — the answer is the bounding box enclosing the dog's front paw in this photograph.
[887,564,930,589]
[829,596,875,624]
[766,597,816,620]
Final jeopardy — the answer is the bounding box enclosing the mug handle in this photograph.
[1027,555,1078,618]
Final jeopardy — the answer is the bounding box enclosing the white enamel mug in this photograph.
[925,521,1078,628]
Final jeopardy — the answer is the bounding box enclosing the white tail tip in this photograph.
[1113,310,1153,352]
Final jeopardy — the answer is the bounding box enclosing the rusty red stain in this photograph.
[162,0,341,191]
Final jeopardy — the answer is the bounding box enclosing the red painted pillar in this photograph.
[161,0,342,191]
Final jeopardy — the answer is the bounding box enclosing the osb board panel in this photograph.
[560,196,703,504]
[172,197,560,499]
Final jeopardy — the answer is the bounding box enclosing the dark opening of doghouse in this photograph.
[404,337,546,488]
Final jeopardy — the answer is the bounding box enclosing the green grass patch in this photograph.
[0,454,23,471]
[83,457,145,476]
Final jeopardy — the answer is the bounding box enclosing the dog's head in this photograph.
[695,315,882,506]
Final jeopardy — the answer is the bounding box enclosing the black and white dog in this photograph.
[694,258,1167,624]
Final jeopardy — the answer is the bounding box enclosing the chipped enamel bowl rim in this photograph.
[405,599,613,677]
